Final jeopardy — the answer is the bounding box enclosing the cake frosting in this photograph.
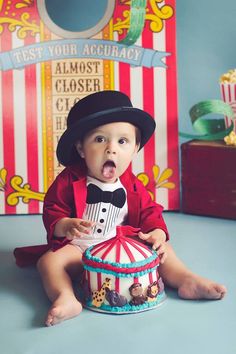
[81,226,166,313]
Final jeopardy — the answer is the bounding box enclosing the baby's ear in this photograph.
[75,141,85,158]
[134,143,140,154]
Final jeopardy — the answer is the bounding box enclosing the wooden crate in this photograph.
[181,140,236,219]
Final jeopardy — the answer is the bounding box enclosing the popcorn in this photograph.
[224,131,236,146]
[220,69,236,133]
[219,69,236,83]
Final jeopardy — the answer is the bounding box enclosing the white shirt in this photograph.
[71,176,128,251]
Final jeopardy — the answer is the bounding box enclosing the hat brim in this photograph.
[56,107,156,166]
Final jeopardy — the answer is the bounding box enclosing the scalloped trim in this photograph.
[83,247,158,269]
[85,291,166,313]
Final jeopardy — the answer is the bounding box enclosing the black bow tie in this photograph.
[87,184,126,208]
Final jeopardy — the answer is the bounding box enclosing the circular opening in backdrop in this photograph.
[37,0,115,38]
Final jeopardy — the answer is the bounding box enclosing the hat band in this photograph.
[68,106,134,128]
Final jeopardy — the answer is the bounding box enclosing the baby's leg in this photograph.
[159,243,227,300]
[37,244,83,326]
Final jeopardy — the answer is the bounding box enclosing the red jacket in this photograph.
[14,164,169,267]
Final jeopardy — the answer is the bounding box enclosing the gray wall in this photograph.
[176,0,236,141]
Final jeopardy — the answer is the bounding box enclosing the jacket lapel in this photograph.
[121,169,140,227]
[73,178,87,218]
[126,190,140,226]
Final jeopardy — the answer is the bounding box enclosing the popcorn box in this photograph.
[220,69,236,133]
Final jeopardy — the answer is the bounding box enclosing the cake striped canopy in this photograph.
[82,225,166,313]
[82,226,160,277]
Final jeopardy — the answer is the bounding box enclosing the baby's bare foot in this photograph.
[178,274,227,300]
[45,295,83,327]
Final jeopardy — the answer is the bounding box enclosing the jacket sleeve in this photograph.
[14,169,76,266]
[134,177,170,240]
[43,169,76,249]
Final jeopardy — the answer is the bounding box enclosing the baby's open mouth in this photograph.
[102,160,116,179]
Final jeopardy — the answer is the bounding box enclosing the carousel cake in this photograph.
[81,226,166,313]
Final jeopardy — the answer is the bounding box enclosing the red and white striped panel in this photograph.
[0,31,44,214]
[0,0,179,214]
[114,0,179,210]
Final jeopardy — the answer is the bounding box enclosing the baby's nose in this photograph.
[106,142,117,154]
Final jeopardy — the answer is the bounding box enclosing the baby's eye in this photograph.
[95,136,105,143]
[118,138,128,145]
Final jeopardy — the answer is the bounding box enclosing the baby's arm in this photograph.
[138,228,167,264]
[54,218,95,240]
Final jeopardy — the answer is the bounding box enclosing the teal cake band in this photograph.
[83,264,158,278]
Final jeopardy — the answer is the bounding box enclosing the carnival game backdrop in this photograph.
[0,0,179,214]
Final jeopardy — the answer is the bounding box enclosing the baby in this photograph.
[36,90,227,326]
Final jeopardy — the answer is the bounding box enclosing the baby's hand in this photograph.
[138,229,167,264]
[55,217,95,240]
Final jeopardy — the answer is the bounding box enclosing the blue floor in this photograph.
[0,212,235,354]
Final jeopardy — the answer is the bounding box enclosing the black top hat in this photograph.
[56,90,156,166]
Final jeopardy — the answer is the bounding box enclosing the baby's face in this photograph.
[75,122,139,183]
